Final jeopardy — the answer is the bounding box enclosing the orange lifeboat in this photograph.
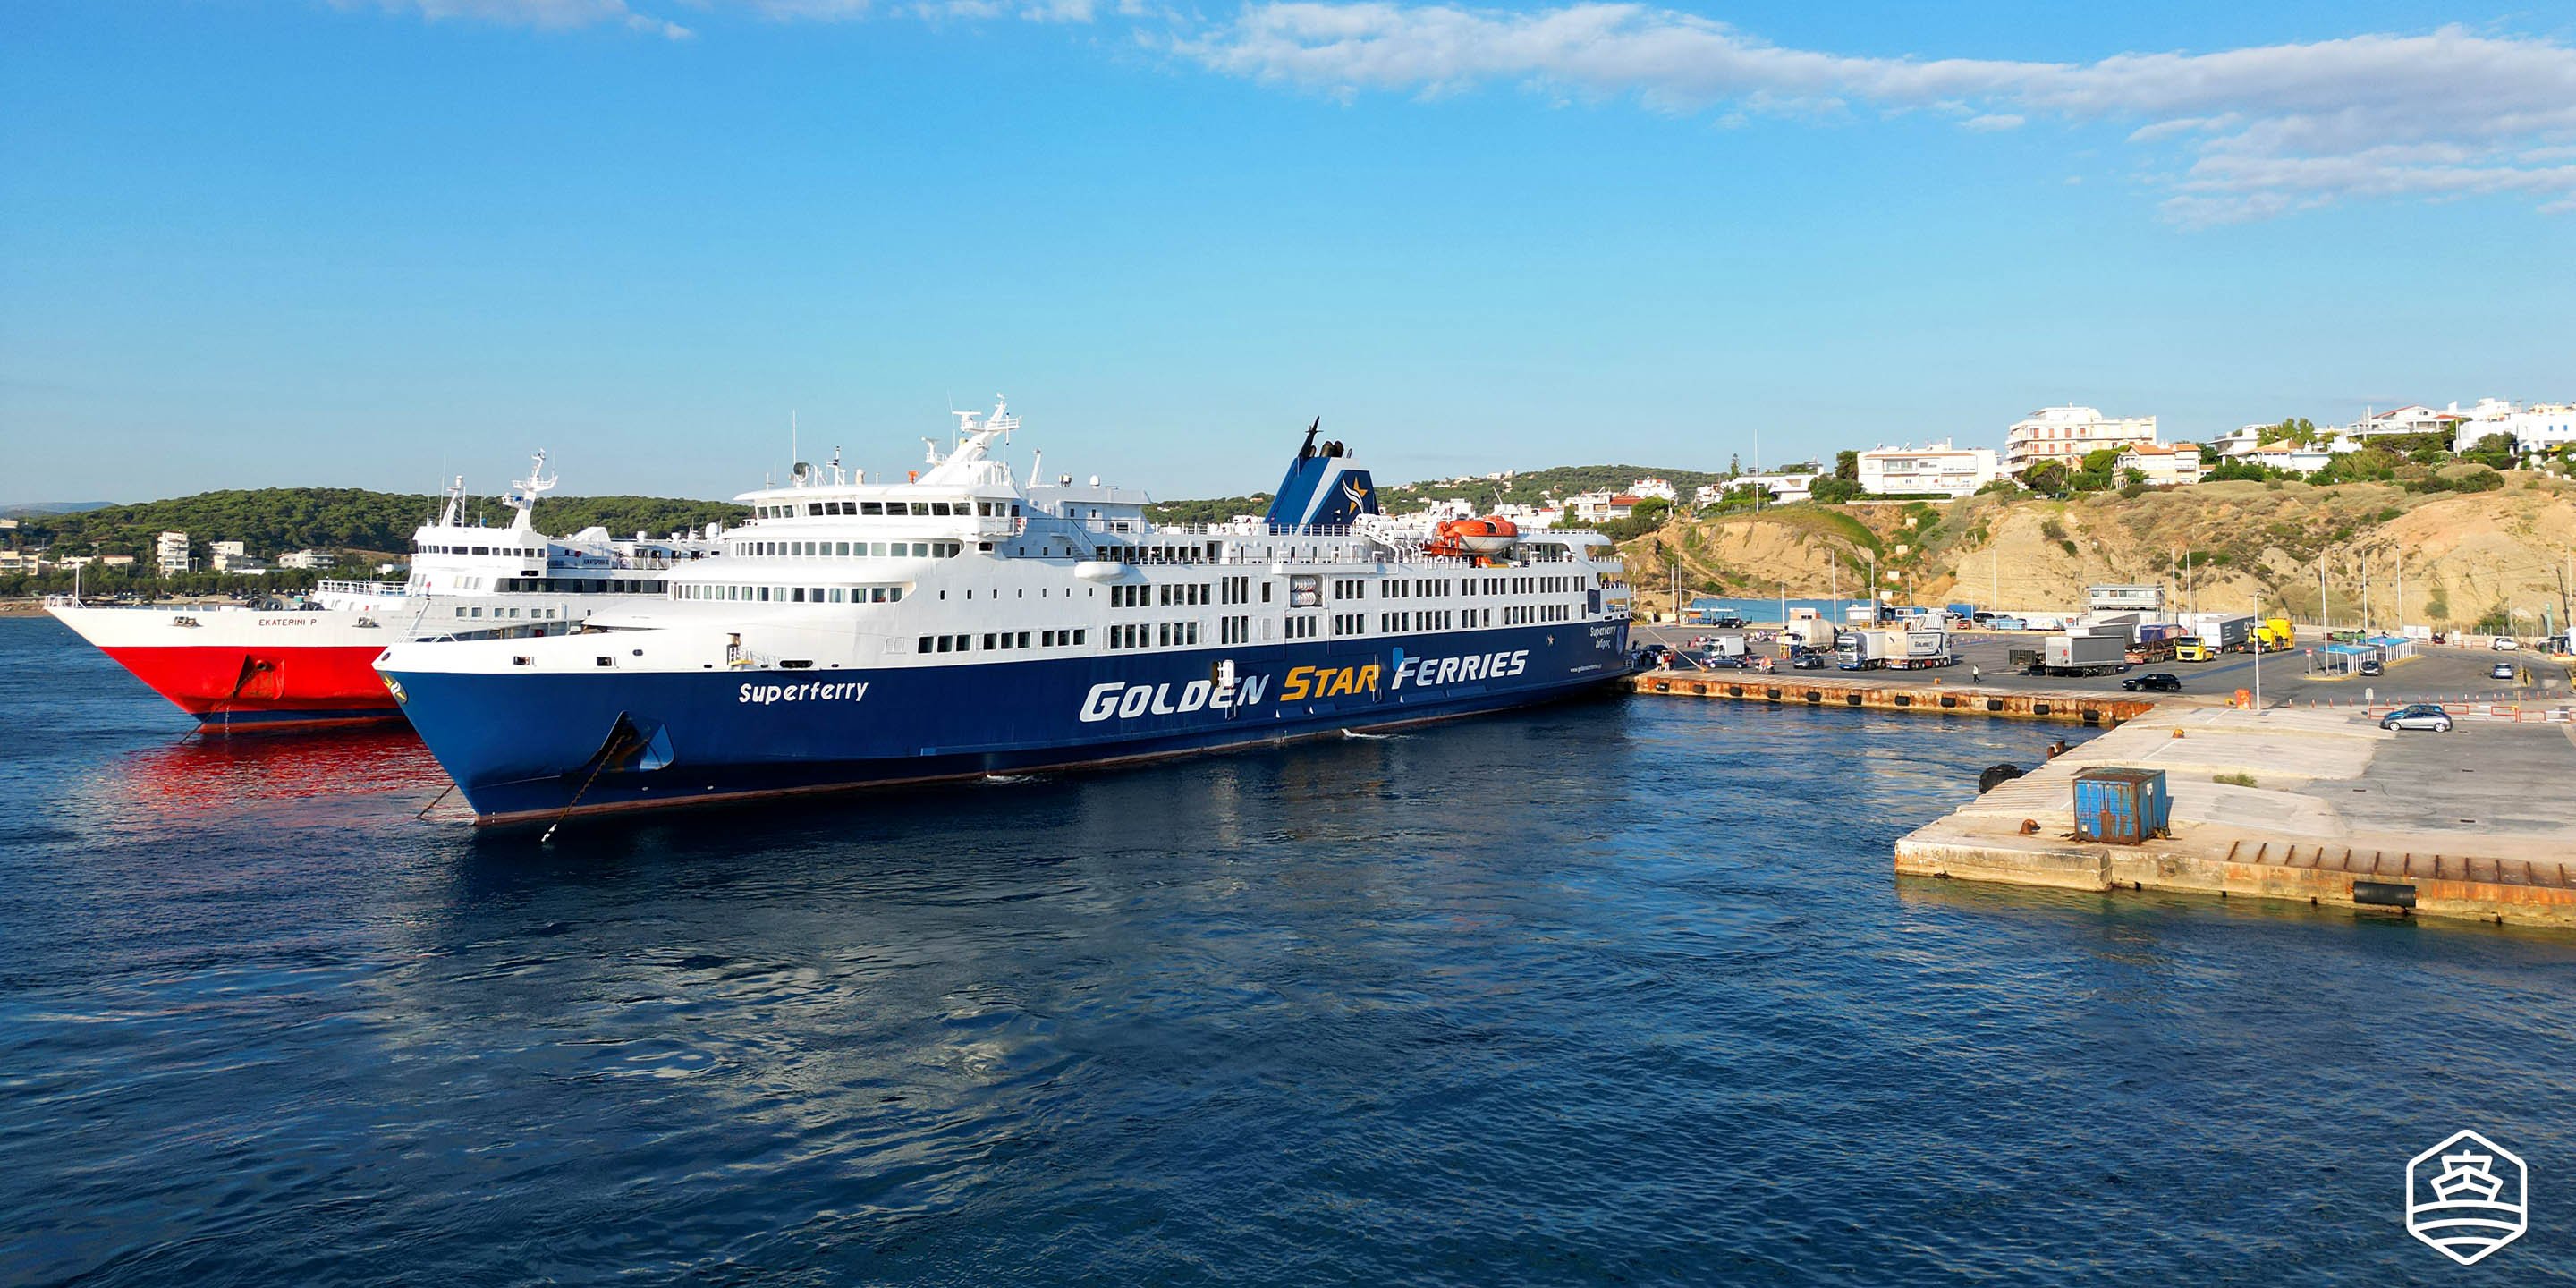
[1423,515,1520,561]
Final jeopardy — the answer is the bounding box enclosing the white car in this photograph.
[2380,704,2454,732]
[2492,636,2520,651]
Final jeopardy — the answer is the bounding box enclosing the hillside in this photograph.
[10,488,749,560]
[1144,461,1768,524]
[1620,473,2576,633]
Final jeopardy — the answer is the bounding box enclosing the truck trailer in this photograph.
[1837,629,1954,671]
[2180,613,2256,653]
[2033,631,2129,676]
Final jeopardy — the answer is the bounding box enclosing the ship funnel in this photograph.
[1262,419,1380,528]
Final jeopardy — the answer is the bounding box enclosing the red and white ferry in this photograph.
[48,454,723,733]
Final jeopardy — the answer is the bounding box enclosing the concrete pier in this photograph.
[1894,705,2576,929]
[1631,669,2157,728]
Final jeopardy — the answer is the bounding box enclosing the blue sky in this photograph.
[3,1,2572,503]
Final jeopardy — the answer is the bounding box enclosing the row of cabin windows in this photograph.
[1378,611,1460,631]
[1333,613,1365,636]
[737,539,960,559]
[756,499,1020,520]
[1110,582,1210,607]
[496,577,664,594]
[419,544,534,556]
[680,584,905,604]
[1283,616,1318,640]
[1219,615,1251,644]
[1105,622,1201,649]
[1096,543,1223,565]
[916,628,1086,654]
[1095,573,1577,606]
[452,606,559,619]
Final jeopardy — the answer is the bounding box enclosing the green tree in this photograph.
[1834,450,1860,482]
[2017,461,2069,496]
[1808,475,1863,504]
[2459,432,2520,470]
[2257,417,2320,447]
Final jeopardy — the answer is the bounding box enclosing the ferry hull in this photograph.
[50,605,404,732]
[384,622,1629,823]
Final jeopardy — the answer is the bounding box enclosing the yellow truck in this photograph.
[2251,617,2295,653]
[2174,637,2216,662]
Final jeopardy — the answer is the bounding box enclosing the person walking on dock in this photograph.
[1970,664,1982,684]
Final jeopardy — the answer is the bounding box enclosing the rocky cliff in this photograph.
[1622,473,2576,631]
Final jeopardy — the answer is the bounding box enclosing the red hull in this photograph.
[100,643,402,731]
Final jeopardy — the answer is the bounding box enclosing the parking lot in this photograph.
[2301,720,2576,836]
[1634,623,2572,708]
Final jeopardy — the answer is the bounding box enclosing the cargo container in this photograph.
[2180,613,2255,652]
[1783,614,1837,648]
[2036,631,2128,676]
[2072,767,2171,843]
[1837,628,1953,671]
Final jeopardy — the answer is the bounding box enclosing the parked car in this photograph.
[2490,661,2517,681]
[1637,644,1674,670]
[2357,657,2384,677]
[2121,672,2182,692]
[2381,704,2454,732]
[2493,637,2520,651]
[1789,650,1826,670]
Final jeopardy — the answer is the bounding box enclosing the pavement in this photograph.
[2302,720,2576,836]
[1633,623,2572,709]
[1894,703,2576,927]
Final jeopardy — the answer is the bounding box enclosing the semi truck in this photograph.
[2179,613,2256,654]
[2251,616,2296,653]
[1837,629,1953,671]
[2031,631,2129,676]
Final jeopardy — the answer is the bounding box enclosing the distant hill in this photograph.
[1,501,117,517]
[10,487,749,560]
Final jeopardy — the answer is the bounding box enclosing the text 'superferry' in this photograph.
[375,401,1632,822]
[47,455,721,731]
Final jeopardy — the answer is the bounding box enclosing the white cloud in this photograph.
[1168,4,2576,224]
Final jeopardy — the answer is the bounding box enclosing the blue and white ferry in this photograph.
[376,401,1633,823]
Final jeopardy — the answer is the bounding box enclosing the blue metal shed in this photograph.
[2072,767,2171,844]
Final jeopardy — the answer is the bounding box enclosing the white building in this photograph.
[1627,477,1678,503]
[2116,442,2206,487]
[154,530,190,575]
[2452,400,2576,456]
[1695,470,1820,507]
[207,540,269,574]
[1565,490,1643,522]
[2345,404,2463,440]
[277,548,336,571]
[1857,441,2002,498]
[2243,446,2333,474]
[2004,406,2158,473]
